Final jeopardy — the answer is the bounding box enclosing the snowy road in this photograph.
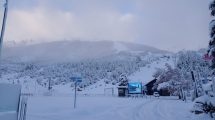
[27,96,193,120]
[135,99,192,120]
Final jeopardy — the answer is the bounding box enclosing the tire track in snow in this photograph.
[112,99,153,120]
[154,100,167,119]
[136,99,192,120]
[133,99,157,120]
[133,98,171,120]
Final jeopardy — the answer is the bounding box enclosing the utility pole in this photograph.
[0,0,8,78]
[0,0,8,57]
[74,81,77,109]
[48,77,52,91]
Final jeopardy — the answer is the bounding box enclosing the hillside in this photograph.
[0,40,172,95]
[2,40,170,63]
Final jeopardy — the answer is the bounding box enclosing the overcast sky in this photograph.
[0,0,212,52]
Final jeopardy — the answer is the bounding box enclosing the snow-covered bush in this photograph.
[191,95,215,118]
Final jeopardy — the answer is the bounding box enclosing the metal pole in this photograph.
[74,82,77,109]
[0,0,8,57]
[48,78,51,90]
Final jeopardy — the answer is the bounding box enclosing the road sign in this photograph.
[70,77,82,83]
[70,76,82,109]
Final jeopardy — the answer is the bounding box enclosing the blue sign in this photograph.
[70,77,82,83]
[128,82,142,94]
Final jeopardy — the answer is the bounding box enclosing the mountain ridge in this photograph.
[2,40,171,63]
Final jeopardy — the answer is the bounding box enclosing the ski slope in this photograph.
[129,57,173,85]
[27,96,194,120]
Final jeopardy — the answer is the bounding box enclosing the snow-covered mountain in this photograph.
[0,40,174,95]
[2,40,170,63]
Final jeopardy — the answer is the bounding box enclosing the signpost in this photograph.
[70,77,82,109]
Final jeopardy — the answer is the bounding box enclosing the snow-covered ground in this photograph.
[26,96,194,120]
[129,57,173,85]
[80,80,118,95]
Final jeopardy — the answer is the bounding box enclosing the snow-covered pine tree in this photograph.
[208,0,215,99]
[209,0,215,68]
[191,1,215,118]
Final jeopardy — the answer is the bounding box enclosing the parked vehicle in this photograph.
[153,92,160,97]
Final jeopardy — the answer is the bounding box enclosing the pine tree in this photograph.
[192,1,215,118]
[208,0,215,68]
[209,0,215,96]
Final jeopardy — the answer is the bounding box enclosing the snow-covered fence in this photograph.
[104,88,114,96]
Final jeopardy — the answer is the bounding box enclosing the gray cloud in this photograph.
[0,0,212,52]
